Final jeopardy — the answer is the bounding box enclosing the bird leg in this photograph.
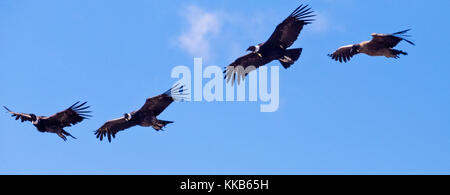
[151,117,172,131]
[151,117,164,131]
[57,132,68,141]
[62,130,77,140]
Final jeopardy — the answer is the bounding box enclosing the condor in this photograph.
[328,29,415,63]
[3,102,91,141]
[224,4,314,85]
[95,84,188,142]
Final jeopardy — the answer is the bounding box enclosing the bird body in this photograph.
[358,41,392,57]
[258,42,285,59]
[124,110,172,130]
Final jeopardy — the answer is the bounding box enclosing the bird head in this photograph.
[247,45,260,53]
[123,113,131,121]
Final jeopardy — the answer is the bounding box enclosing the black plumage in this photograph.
[95,85,188,142]
[4,102,91,141]
[225,4,315,85]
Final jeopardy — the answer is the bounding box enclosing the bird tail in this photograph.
[158,120,173,126]
[153,119,174,131]
[279,48,303,69]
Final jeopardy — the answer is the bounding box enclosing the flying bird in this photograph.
[224,4,315,85]
[3,102,91,141]
[328,29,415,63]
[95,84,188,142]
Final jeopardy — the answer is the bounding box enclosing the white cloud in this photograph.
[178,5,221,60]
[310,12,330,32]
[309,11,346,33]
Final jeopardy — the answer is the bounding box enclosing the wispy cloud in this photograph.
[309,11,346,33]
[177,5,221,60]
[310,12,330,33]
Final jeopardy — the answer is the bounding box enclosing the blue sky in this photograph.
[1,0,450,174]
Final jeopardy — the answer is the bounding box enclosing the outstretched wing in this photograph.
[371,29,415,48]
[140,84,188,116]
[224,53,273,85]
[47,102,91,128]
[95,117,138,142]
[328,45,360,63]
[266,4,315,49]
[3,106,34,122]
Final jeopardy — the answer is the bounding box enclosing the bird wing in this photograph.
[140,84,187,116]
[328,45,360,63]
[47,102,91,128]
[95,117,138,142]
[3,106,34,122]
[224,52,273,85]
[266,4,314,49]
[370,29,415,48]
